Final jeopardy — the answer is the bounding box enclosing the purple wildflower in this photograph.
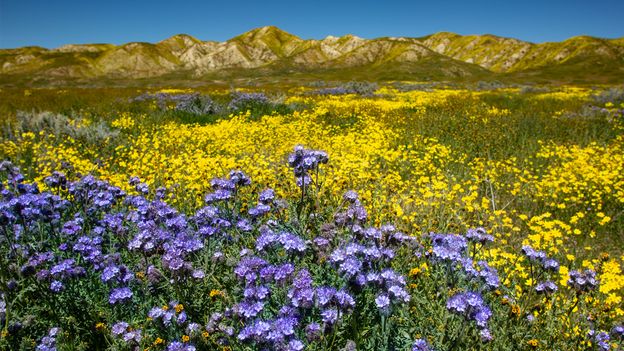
[109,287,133,304]
[375,294,391,313]
[568,269,599,292]
[535,281,558,294]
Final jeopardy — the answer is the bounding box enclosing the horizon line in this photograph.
[2,25,623,50]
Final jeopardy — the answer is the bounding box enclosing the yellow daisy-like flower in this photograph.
[511,304,521,317]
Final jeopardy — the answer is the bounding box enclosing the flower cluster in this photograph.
[412,338,436,351]
[588,330,611,351]
[111,321,142,345]
[204,170,251,203]
[36,327,60,351]
[521,245,560,294]
[287,145,328,188]
[446,291,492,334]
[132,92,220,115]
[148,301,189,326]
[428,230,499,290]
[568,269,599,293]
[228,92,271,111]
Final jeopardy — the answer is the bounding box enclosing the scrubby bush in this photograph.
[2,111,118,143]
[593,86,624,105]
[312,81,378,97]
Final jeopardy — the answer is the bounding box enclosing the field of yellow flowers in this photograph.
[0,84,623,350]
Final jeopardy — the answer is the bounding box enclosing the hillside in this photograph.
[1,26,622,86]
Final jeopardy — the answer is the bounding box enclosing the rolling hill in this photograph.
[1,26,622,86]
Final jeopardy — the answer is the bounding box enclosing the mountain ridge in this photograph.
[1,26,623,86]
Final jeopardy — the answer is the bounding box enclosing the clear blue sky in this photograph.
[1,0,623,48]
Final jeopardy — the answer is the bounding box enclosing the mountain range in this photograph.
[1,26,623,86]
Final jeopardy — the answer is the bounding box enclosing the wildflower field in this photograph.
[0,83,623,351]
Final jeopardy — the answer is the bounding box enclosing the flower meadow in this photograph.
[0,85,624,350]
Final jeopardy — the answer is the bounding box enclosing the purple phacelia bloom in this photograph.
[521,245,546,262]
[279,233,306,254]
[166,341,196,351]
[275,316,298,337]
[329,248,347,263]
[61,218,83,236]
[51,258,76,277]
[343,203,368,224]
[210,178,236,192]
[388,285,411,303]
[339,256,362,277]
[473,306,493,328]
[236,219,253,232]
[123,329,142,343]
[186,323,201,334]
[50,280,64,293]
[316,286,336,307]
[274,263,295,282]
[176,311,187,325]
[237,301,265,319]
[590,330,611,351]
[465,227,494,244]
[296,175,311,188]
[109,287,133,304]
[192,269,205,279]
[287,339,305,351]
[343,190,359,203]
[446,291,491,328]
[363,246,382,259]
[412,338,434,351]
[44,171,67,188]
[101,265,121,283]
[535,281,558,294]
[611,324,624,337]
[321,308,338,324]
[568,269,599,292]
[375,294,391,312]
[259,265,276,282]
[542,258,560,272]
[148,307,165,319]
[313,236,330,248]
[334,290,355,309]
[364,227,382,240]
[477,261,500,289]
[305,322,321,341]
[249,204,271,218]
[234,256,268,280]
[288,145,328,188]
[229,170,251,187]
[430,234,467,261]
[345,243,363,255]
[256,228,278,251]
[480,328,493,342]
[366,272,382,284]
[204,189,233,204]
[258,188,275,204]
[255,286,271,300]
[112,321,129,335]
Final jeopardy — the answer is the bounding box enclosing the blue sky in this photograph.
[1,0,623,48]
